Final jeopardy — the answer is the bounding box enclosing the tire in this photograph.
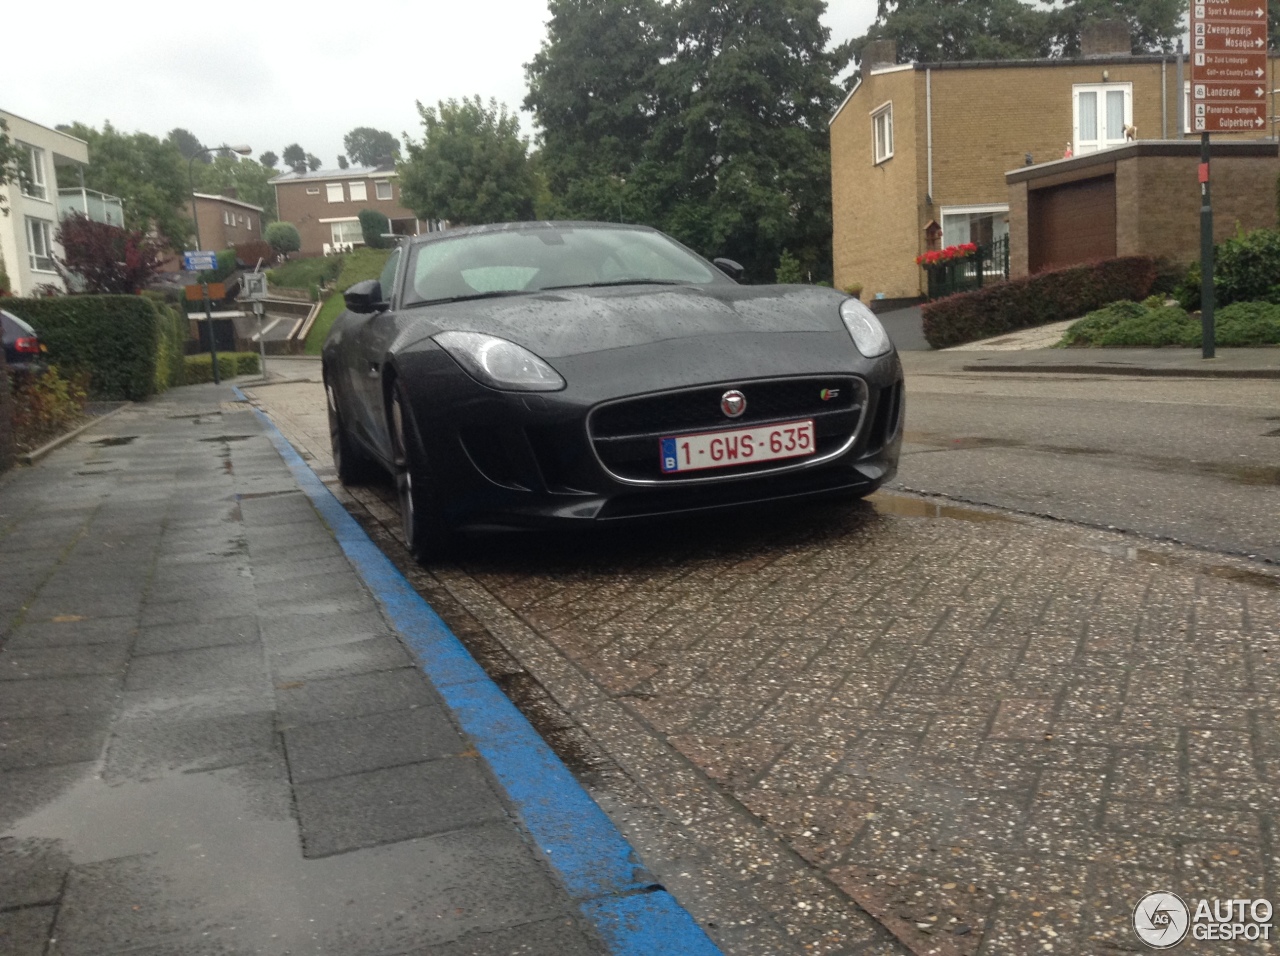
[326,380,380,486]
[389,383,452,562]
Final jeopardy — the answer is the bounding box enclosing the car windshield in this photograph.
[403,226,721,306]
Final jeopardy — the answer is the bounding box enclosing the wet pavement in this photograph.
[246,370,1280,956]
[0,384,614,955]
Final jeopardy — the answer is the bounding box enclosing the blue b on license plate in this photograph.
[660,419,815,474]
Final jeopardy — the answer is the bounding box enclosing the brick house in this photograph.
[829,32,1280,301]
[269,165,420,257]
[159,192,266,272]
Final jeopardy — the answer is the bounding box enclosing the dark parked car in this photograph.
[323,221,903,560]
[1,309,46,378]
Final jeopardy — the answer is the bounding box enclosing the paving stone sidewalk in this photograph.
[0,383,605,956]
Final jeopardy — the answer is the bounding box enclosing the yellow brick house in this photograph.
[830,32,1280,301]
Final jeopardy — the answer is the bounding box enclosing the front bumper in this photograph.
[397,349,904,531]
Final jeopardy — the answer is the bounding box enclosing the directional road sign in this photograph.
[183,250,218,272]
[1190,0,1269,131]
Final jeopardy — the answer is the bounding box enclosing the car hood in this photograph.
[414,284,848,360]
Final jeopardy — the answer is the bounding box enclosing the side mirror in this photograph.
[713,257,745,282]
[344,279,388,313]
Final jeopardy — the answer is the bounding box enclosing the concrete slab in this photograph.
[283,705,462,783]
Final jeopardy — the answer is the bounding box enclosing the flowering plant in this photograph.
[915,242,978,267]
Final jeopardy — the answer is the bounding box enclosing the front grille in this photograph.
[589,376,865,482]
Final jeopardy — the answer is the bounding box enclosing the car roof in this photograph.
[0,309,36,336]
[407,220,658,249]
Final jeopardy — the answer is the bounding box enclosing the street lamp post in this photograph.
[188,144,251,384]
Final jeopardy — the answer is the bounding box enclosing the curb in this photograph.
[234,387,722,956]
[21,403,133,465]
[961,362,1280,379]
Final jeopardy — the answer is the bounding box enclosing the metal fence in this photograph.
[925,235,1010,299]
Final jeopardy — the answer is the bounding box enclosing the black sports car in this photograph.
[323,222,903,560]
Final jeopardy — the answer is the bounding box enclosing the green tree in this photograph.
[524,0,668,220]
[165,127,209,163]
[853,0,1053,66]
[282,143,306,173]
[399,96,537,225]
[775,249,803,283]
[265,221,301,257]
[306,153,322,171]
[343,127,400,167]
[0,118,27,216]
[259,151,279,169]
[1044,0,1183,55]
[358,208,391,248]
[337,155,349,169]
[58,122,191,251]
[191,155,278,221]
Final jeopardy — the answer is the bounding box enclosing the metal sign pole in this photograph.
[1199,132,1215,359]
[203,281,221,384]
[254,300,267,379]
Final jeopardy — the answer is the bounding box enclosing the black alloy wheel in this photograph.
[326,380,380,486]
[389,382,450,562]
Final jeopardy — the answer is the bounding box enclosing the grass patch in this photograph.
[267,256,343,290]
[1059,299,1280,347]
[303,247,394,355]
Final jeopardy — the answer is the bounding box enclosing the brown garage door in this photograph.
[1028,174,1117,274]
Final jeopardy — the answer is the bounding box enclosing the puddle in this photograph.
[1087,542,1279,591]
[89,436,137,447]
[237,490,301,501]
[198,435,255,443]
[867,492,1015,525]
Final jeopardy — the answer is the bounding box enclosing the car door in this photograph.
[349,246,403,460]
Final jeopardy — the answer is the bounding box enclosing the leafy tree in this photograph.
[191,155,278,221]
[282,143,306,173]
[0,118,26,216]
[524,0,668,221]
[399,96,537,225]
[55,212,165,294]
[337,155,349,169]
[165,127,209,163]
[58,122,191,251]
[775,249,803,283]
[1044,0,1183,55]
[358,208,391,248]
[344,127,400,167]
[259,151,279,169]
[265,221,301,257]
[853,0,1052,65]
[306,153,322,172]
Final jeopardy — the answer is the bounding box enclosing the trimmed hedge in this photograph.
[183,352,261,384]
[1058,299,1280,348]
[921,256,1158,349]
[3,295,181,400]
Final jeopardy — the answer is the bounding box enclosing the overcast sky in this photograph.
[5,1,875,170]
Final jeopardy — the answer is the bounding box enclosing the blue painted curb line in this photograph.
[235,388,721,956]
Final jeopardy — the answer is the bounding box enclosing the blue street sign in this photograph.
[183,251,218,271]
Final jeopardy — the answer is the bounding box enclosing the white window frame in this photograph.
[940,204,1009,274]
[375,180,393,201]
[872,102,893,164]
[1072,83,1133,154]
[306,186,320,195]
[348,181,368,202]
[329,219,364,246]
[18,142,47,200]
[326,183,345,203]
[25,216,55,272]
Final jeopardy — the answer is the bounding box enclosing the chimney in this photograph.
[1080,20,1132,57]
[863,40,898,71]
[221,187,238,200]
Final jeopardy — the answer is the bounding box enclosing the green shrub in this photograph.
[1097,307,1199,347]
[1058,300,1149,346]
[265,221,301,258]
[4,295,169,400]
[1214,301,1280,346]
[1142,294,1166,309]
[1213,228,1280,307]
[921,256,1158,349]
[150,300,188,391]
[1175,259,1201,312]
[9,364,88,450]
[775,249,803,284]
[358,209,392,249]
[198,248,237,284]
[183,352,261,384]
[1150,257,1187,297]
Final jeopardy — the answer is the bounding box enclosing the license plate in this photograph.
[660,419,815,474]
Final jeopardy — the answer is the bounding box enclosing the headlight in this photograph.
[839,298,893,358]
[433,331,566,391]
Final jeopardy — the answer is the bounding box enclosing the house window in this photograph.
[25,217,55,272]
[1073,83,1132,154]
[872,103,893,164]
[941,205,1009,272]
[375,181,393,201]
[18,143,47,200]
[330,220,364,245]
[326,183,344,203]
[223,210,232,226]
[349,181,368,202]
[306,186,320,195]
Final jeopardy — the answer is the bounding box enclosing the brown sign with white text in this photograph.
[1190,0,1269,130]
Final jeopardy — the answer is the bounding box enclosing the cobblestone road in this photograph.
[247,378,1280,956]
